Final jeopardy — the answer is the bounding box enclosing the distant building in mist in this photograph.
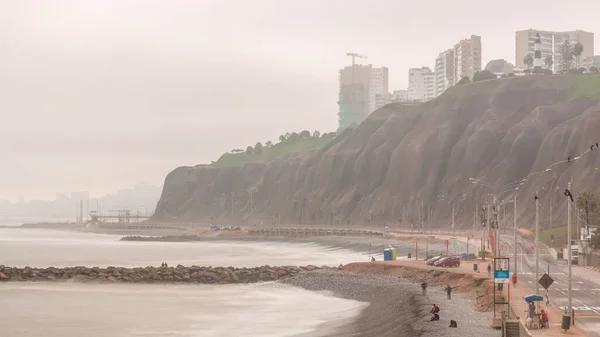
[454,35,482,82]
[515,29,594,73]
[434,49,455,97]
[374,89,409,110]
[71,191,89,200]
[337,64,389,130]
[408,67,435,102]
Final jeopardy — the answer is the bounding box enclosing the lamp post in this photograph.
[567,181,573,319]
[513,194,517,275]
[535,191,539,295]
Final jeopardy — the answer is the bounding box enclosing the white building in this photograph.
[434,49,455,97]
[368,67,389,113]
[515,29,594,73]
[391,89,408,103]
[374,92,392,110]
[408,67,435,102]
[454,35,482,82]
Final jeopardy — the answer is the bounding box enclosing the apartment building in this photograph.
[515,29,594,72]
[454,35,482,82]
[434,49,455,97]
[338,64,389,130]
[408,67,435,102]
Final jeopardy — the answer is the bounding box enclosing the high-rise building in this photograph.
[408,67,435,102]
[337,64,388,130]
[391,89,408,103]
[368,67,389,113]
[434,49,455,97]
[453,35,482,82]
[515,29,594,73]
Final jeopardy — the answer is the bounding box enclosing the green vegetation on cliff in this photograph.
[211,131,336,168]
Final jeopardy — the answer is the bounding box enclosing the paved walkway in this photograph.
[401,258,589,335]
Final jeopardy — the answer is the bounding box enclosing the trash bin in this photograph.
[408,253,412,259]
[561,314,571,330]
[473,263,478,272]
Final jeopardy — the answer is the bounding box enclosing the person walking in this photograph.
[445,285,453,300]
[421,281,428,296]
[487,263,492,277]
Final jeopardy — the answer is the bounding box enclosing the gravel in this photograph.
[281,269,499,337]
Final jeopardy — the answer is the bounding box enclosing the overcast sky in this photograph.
[1,0,599,201]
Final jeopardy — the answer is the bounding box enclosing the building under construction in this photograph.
[337,61,388,131]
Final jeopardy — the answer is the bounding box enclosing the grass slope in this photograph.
[211,137,333,168]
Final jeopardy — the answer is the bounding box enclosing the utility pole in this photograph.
[248,190,253,214]
[550,202,553,231]
[451,202,455,235]
[513,196,517,275]
[487,202,491,251]
[577,208,581,243]
[535,192,540,295]
[428,204,431,235]
[231,192,234,218]
[567,181,573,319]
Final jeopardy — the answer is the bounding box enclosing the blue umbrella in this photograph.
[523,294,544,302]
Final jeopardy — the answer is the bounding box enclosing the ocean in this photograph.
[0,228,368,337]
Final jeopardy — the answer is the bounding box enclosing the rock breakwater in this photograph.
[120,235,201,242]
[0,264,327,284]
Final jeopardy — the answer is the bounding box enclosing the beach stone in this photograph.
[0,272,8,280]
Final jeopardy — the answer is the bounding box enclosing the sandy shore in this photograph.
[282,269,497,337]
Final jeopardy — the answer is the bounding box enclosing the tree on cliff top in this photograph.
[245,146,254,155]
[265,140,273,147]
[254,142,263,154]
[577,189,599,227]
[312,130,321,138]
[278,135,286,143]
[299,130,311,139]
[545,55,554,69]
[456,76,470,85]
[472,70,496,82]
[558,40,574,73]
[524,54,534,70]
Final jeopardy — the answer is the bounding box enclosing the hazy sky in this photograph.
[1,0,599,201]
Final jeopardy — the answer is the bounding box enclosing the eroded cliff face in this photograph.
[153,75,600,229]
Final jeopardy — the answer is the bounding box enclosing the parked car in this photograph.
[434,256,461,267]
[426,255,445,266]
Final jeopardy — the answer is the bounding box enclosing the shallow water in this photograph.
[0,228,366,268]
[0,282,366,337]
[0,228,368,336]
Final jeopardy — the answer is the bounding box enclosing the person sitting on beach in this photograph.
[449,320,457,328]
[430,304,439,314]
[540,310,549,328]
[430,313,440,321]
[421,281,428,296]
[371,256,376,262]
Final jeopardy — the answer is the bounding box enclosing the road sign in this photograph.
[538,273,554,289]
[494,270,510,283]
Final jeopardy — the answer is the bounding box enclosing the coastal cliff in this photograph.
[153,75,600,229]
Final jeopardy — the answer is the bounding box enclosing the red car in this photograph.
[434,256,460,267]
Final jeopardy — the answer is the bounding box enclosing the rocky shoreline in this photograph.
[0,264,329,284]
[120,235,202,242]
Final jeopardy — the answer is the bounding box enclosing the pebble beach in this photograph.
[282,269,498,337]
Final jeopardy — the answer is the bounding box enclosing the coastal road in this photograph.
[500,234,600,336]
